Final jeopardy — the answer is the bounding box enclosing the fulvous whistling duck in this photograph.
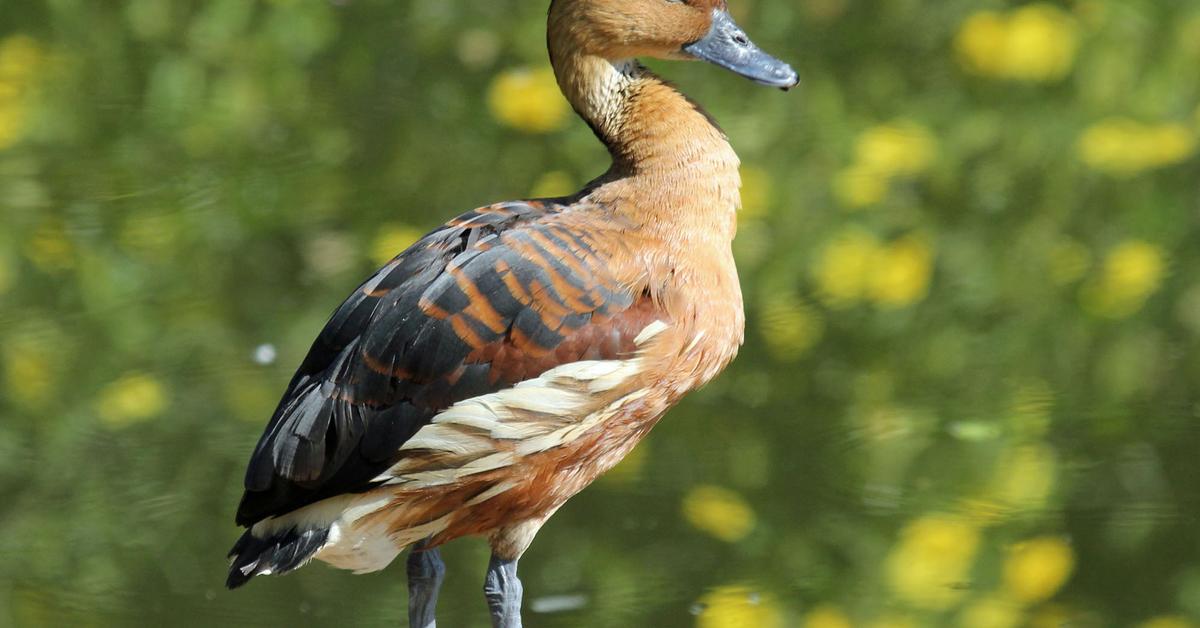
[226,1,797,625]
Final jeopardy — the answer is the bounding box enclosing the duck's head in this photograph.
[549,0,799,89]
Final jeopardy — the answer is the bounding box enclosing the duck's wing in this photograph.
[235,201,660,526]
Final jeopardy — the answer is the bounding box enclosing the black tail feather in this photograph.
[226,527,329,589]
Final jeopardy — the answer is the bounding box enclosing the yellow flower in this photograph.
[814,231,933,309]
[1004,5,1080,81]
[758,293,824,360]
[885,514,980,609]
[955,5,1079,82]
[1079,118,1197,176]
[804,605,852,628]
[695,585,783,628]
[97,373,167,428]
[992,444,1057,511]
[487,66,570,133]
[530,170,574,198]
[834,122,936,209]
[1080,240,1166,318]
[739,165,774,219]
[867,235,934,308]
[1003,537,1074,603]
[682,485,756,543]
[833,164,889,209]
[855,122,937,177]
[370,223,423,266]
[813,228,881,307]
[955,12,1008,78]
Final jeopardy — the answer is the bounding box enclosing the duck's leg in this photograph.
[484,555,523,628]
[485,518,549,628]
[407,539,445,628]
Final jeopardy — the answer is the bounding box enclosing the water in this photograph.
[3,1,1200,626]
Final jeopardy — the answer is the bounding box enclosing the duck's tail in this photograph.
[225,526,329,589]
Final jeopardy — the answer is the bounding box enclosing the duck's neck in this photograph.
[550,51,742,241]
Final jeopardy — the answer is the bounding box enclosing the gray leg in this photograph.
[483,555,523,628]
[407,539,445,628]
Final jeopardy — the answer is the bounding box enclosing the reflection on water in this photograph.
[3,1,1200,627]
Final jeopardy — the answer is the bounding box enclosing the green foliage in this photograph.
[1,1,1198,626]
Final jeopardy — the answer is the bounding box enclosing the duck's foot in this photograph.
[407,539,445,628]
[484,555,523,628]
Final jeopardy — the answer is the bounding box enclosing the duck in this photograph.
[226,1,797,626]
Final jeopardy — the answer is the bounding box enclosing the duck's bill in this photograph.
[682,10,799,89]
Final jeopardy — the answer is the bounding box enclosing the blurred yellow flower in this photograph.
[833,164,889,209]
[813,228,880,307]
[682,485,756,543]
[814,230,934,309]
[1078,118,1196,176]
[530,170,574,198]
[695,585,783,628]
[960,595,1022,628]
[856,122,937,177]
[804,605,852,628]
[739,165,773,219]
[1138,617,1197,628]
[992,444,1057,511]
[1003,537,1075,603]
[487,66,570,133]
[886,514,980,609]
[868,235,934,308]
[1080,240,1166,318]
[834,122,936,209]
[956,5,1079,82]
[758,293,824,360]
[0,35,44,150]
[97,373,168,428]
[370,223,423,266]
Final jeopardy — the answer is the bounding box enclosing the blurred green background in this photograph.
[2,0,1199,626]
